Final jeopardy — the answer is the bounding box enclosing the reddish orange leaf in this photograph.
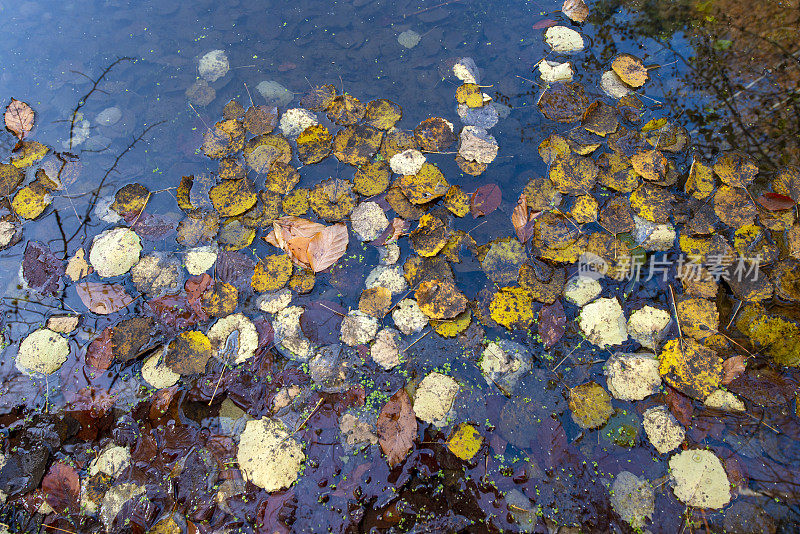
[721,355,747,385]
[76,281,134,314]
[4,98,34,139]
[470,183,501,218]
[756,192,796,211]
[307,223,349,272]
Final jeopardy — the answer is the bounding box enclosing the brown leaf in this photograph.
[41,462,80,513]
[307,223,349,272]
[511,193,540,243]
[721,355,747,385]
[377,389,417,467]
[562,0,589,22]
[664,386,693,427]
[470,183,501,218]
[4,98,34,139]
[532,19,558,29]
[76,281,134,315]
[85,327,114,370]
[539,299,566,349]
[756,192,796,211]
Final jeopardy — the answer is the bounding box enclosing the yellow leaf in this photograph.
[658,339,723,400]
[431,309,472,337]
[489,286,535,329]
[410,214,449,257]
[444,186,470,217]
[11,140,49,168]
[611,54,648,87]
[209,178,257,217]
[353,160,391,196]
[252,254,293,292]
[364,99,403,130]
[416,279,467,320]
[12,183,51,219]
[165,330,213,375]
[399,163,448,205]
[569,382,614,429]
[296,124,332,165]
[447,423,483,461]
[282,188,310,216]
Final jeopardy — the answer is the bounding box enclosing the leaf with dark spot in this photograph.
[470,184,501,218]
[300,300,346,344]
[377,389,417,467]
[22,241,64,296]
[539,299,566,349]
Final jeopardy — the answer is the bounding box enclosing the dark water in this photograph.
[0,0,799,532]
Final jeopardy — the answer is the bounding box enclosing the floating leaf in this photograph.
[721,355,746,385]
[296,124,332,165]
[112,317,154,362]
[377,389,417,467]
[561,0,589,22]
[756,192,795,211]
[611,54,648,88]
[511,193,541,244]
[11,140,48,168]
[630,149,667,182]
[332,124,384,166]
[365,99,402,130]
[570,382,614,429]
[309,178,356,222]
[244,134,292,172]
[359,286,393,318]
[658,338,723,400]
[307,222,349,272]
[202,281,238,317]
[455,84,485,108]
[470,183,501,218]
[414,117,456,152]
[327,94,366,125]
[399,163,448,204]
[23,241,64,296]
[489,286,535,329]
[478,238,525,285]
[242,105,278,135]
[5,98,35,139]
[410,213,449,257]
[0,163,24,196]
[447,423,483,461]
[539,299,566,349]
[431,308,472,337]
[252,254,293,292]
[416,279,467,320]
[714,185,757,228]
[773,166,800,202]
[353,160,391,196]
[713,151,758,188]
[444,185,470,217]
[165,330,213,375]
[209,177,257,217]
[538,82,589,123]
[110,183,150,218]
[12,183,51,219]
[549,154,598,195]
[202,119,245,159]
[5,98,34,139]
[76,282,134,315]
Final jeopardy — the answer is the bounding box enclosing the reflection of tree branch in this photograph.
[65,120,165,246]
[68,57,133,151]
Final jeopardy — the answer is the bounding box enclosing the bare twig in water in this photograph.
[69,57,133,151]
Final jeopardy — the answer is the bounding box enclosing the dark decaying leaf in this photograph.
[149,293,209,330]
[538,82,590,123]
[728,367,795,406]
[185,273,213,303]
[112,317,155,362]
[215,250,257,290]
[132,213,177,240]
[530,416,570,470]
[470,184,501,218]
[85,327,114,370]
[538,299,566,349]
[41,462,80,513]
[756,192,796,211]
[300,300,346,344]
[22,240,64,296]
[377,389,417,467]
